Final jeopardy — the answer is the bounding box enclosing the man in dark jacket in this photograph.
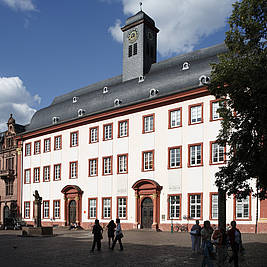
[227,221,242,267]
[91,219,103,252]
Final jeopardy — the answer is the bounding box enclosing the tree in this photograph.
[208,0,267,200]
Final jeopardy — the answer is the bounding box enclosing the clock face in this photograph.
[128,29,138,43]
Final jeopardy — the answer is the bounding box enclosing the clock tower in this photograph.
[121,11,159,82]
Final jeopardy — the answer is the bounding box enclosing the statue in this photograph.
[33,190,42,227]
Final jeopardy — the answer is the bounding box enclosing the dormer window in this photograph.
[139,75,145,83]
[182,62,190,70]
[78,109,85,117]
[103,87,108,94]
[199,75,210,85]
[149,88,159,97]
[73,96,78,103]
[52,117,59,124]
[114,99,121,107]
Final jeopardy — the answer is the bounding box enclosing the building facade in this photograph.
[16,11,267,232]
[0,114,24,227]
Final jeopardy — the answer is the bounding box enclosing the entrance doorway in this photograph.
[141,198,153,228]
[69,200,76,224]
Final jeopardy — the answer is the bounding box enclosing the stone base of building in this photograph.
[22,226,53,236]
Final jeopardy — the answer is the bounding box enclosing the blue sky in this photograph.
[0,0,235,130]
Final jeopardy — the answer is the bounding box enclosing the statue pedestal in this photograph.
[22,226,53,237]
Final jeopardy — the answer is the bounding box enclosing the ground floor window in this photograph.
[43,201,49,219]
[210,193,218,219]
[235,196,250,219]
[89,198,97,219]
[53,200,60,219]
[189,194,202,219]
[24,202,30,219]
[117,197,127,219]
[168,195,181,219]
[102,198,111,219]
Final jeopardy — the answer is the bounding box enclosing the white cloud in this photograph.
[1,0,36,11]
[0,77,41,131]
[109,0,235,56]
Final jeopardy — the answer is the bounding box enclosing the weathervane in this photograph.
[140,2,142,11]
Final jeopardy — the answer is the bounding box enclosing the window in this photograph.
[43,201,49,219]
[54,135,62,150]
[168,195,181,219]
[53,200,60,219]
[128,45,132,57]
[210,193,218,220]
[117,197,127,219]
[44,138,51,152]
[54,164,61,181]
[169,108,182,128]
[235,196,250,220]
[6,157,14,170]
[43,166,50,182]
[133,43,137,55]
[103,156,112,175]
[189,194,202,219]
[210,142,225,164]
[33,167,40,183]
[24,202,30,219]
[142,150,154,171]
[89,127,99,143]
[103,123,113,141]
[168,146,182,169]
[188,143,203,167]
[34,140,41,155]
[118,154,128,174]
[69,161,78,179]
[24,169,31,184]
[143,114,154,133]
[118,120,128,138]
[89,198,97,219]
[189,103,203,125]
[70,131,79,147]
[89,158,98,177]
[102,198,111,219]
[211,100,222,121]
[25,143,31,156]
[5,180,13,196]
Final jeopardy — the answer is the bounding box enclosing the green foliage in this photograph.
[208,0,267,199]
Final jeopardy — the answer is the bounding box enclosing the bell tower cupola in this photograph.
[121,11,159,82]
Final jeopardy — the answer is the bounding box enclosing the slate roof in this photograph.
[25,43,227,133]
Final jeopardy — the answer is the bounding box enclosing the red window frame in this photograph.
[24,201,30,219]
[118,119,129,138]
[43,165,50,182]
[24,169,31,184]
[102,156,113,176]
[69,161,78,179]
[167,194,182,220]
[209,192,218,220]
[70,131,79,147]
[188,193,203,220]
[233,194,252,221]
[210,99,223,121]
[33,167,40,183]
[103,123,113,141]
[142,150,155,172]
[142,113,155,133]
[53,164,61,181]
[88,158,98,177]
[209,141,226,165]
[34,140,41,155]
[54,135,62,150]
[168,107,182,129]
[53,200,61,219]
[25,142,31,156]
[88,198,98,219]
[43,138,51,153]
[43,200,50,219]
[116,196,128,220]
[102,197,112,219]
[168,146,182,169]
[89,126,99,144]
[188,103,204,125]
[117,154,128,174]
[188,143,203,167]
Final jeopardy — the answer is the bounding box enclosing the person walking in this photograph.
[107,219,116,248]
[91,219,103,252]
[201,220,214,267]
[111,218,124,251]
[190,220,201,253]
[227,221,242,267]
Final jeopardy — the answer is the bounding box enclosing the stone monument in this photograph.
[33,190,42,227]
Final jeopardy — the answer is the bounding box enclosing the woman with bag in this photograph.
[111,218,124,251]
[91,219,103,252]
[107,219,116,248]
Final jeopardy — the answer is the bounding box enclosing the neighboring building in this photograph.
[16,11,267,232]
[0,114,24,227]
